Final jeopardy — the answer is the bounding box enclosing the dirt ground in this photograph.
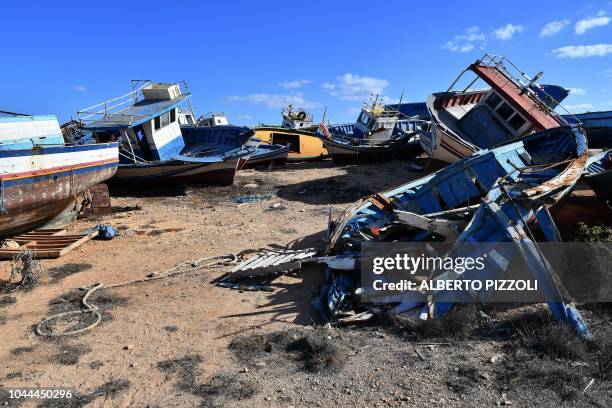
[0,160,611,408]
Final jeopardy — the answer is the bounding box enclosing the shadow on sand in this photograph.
[214,229,329,329]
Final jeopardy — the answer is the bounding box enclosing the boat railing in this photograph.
[77,80,193,126]
[479,54,579,121]
[447,53,578,123]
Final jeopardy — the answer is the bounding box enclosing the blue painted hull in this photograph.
[320,125,590,336]
[562,110,612,148]
[584,149,612,202]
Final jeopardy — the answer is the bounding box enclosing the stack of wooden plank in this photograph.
[0,229,98,259]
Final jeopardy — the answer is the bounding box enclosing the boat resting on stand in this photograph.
[78,81,255,186]
[253,105,328,161]
[0,111,118,237]
[423,54,569,163]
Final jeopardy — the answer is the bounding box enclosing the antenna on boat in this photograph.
[396,89,404,114]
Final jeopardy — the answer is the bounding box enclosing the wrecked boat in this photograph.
[0,111,118,236]
[563,110,612,149]
[191,112,289,168]
[319,96,426,164]
[319,125,590,336]
[423,54,568,163]
[253,105,328,161]
[78,81,255,186]
[583,149,612,203]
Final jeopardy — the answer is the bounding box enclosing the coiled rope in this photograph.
[35,254,239,337]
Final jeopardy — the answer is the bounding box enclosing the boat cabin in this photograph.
[0,111,65,150]
[197,112,230,127]
[354,97,399,141]
[281,105,313,129]
[79,81,194,164]
[434,54,567,148]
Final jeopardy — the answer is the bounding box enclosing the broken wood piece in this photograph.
[395,210,460,238]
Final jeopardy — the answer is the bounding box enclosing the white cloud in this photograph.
[235,114,253,120]
[492,23,525,40]
[564,103,594,112]
[323,73,389,101]
[278,79,312,89]
[441,26,486,52]
[575,11,610,34]
[552,44,612,58]
[568,87,586,95]
[73,85,87,92]
[540,19,570,37]
[220,92,320,109]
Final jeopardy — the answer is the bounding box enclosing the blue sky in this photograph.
[1,1,611,125]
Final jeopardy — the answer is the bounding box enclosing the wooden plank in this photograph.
[0,229,99,259]
[57,231,98,257]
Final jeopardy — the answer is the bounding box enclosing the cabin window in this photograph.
[160,111,171,128]
[496,103,514,120]
[185,115,194,125]
[154,110,176,131]
[508,114,527,130]
[485,93,503,110]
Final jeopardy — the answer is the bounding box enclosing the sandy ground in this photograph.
[0,160,610,407]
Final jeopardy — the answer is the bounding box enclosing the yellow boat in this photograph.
[252,105,328,161]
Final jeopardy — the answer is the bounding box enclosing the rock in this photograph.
[123,345,133,350]
[254,362,266,368]
[239,367,249,373]
[244,183,259,189]
[490,354,505,364]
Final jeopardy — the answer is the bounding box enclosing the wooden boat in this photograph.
[79,81,255,186]
[0,111,118,237]
[423,54,568,163]
[319,96,426,164]
[253,105,328,161]
[563,110,612,149]
[583,149,612,203]
[187,112,289,168]
[319,125,589,335]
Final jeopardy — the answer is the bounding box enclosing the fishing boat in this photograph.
[190,112,289,168]
[382,85,567,126]
[318,125,589,336]
[78,81,255,186]
[423,54,568,163]
[253,105,328,161]
[583,149,612,203]
[0,111,118,237]
[319,96,426,164]
[563,110,612,149]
